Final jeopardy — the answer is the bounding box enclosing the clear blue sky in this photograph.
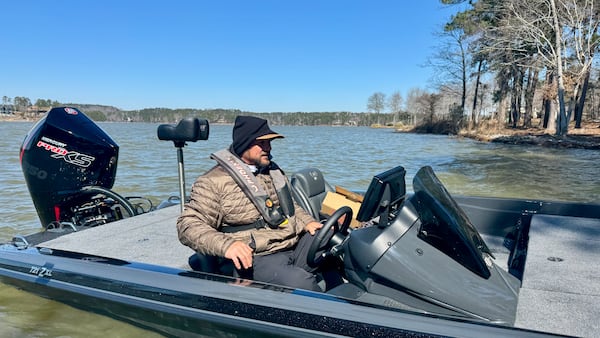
[2,1,463,112]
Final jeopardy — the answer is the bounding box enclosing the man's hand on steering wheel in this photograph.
[304,221,323,235]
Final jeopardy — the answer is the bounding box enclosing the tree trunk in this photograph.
[550,0,568,136]
[543,72,555,130]
[523,68,538,128]
[471,60,483,129]
[518,80,523,126]
[510,67,523,128]
[566,83,579,128]
[477,84,487,124]
[543,98,551,128]
[510,92,518,128]
[495,71,510,126]
[460,40,467,123]
[574,69,591,128]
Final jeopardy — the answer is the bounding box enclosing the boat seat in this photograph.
[290,168,334,220]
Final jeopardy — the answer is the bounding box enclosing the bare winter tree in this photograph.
[406,87,431,125]
[427,27,470,127]
[367,92,386,114]
[557,0,600,129]
[387,91,403,123]
[13,97,32,112]
[483,0,600,136]
[439,1,503,129]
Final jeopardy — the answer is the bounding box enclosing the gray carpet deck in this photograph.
[39,206,194,270]
[514,214,600,337]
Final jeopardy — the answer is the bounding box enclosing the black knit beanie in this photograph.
[231,116,284,156]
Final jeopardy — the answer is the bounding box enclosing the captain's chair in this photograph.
[290,168,334,220]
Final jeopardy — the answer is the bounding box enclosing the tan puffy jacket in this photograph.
[177,165,316,257]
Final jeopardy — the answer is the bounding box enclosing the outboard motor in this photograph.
[20,107,135,228]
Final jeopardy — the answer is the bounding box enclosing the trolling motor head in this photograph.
[157,117,209,147]
[157,118,210,211]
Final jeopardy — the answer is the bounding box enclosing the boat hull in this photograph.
[0,243,554,338]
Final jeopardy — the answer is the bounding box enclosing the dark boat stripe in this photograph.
[0,250,446,337]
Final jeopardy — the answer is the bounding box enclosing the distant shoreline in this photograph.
[4,114,598,150]
[0,115,35,122]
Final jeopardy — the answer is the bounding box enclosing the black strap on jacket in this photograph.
[211,149,295,228]
[220,219,268,233]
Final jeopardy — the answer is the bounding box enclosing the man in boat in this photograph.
[177,116,324,291]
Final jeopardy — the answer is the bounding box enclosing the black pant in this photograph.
[236,233,321,291]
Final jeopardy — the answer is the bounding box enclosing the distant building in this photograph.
[1,105,14,114]
[27,106,50,114]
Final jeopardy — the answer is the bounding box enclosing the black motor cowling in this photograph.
[20,107,123,228]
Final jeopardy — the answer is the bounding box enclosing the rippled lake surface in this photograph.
[1,120,599,337]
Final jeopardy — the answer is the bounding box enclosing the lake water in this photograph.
[1,120,599,337]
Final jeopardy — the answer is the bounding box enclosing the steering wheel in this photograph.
[80,186,138,217]
[307,206,353,268]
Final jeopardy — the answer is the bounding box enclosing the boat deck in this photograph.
[515,214,600,337]
[38,206,600,337]
[40,206,194,270]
